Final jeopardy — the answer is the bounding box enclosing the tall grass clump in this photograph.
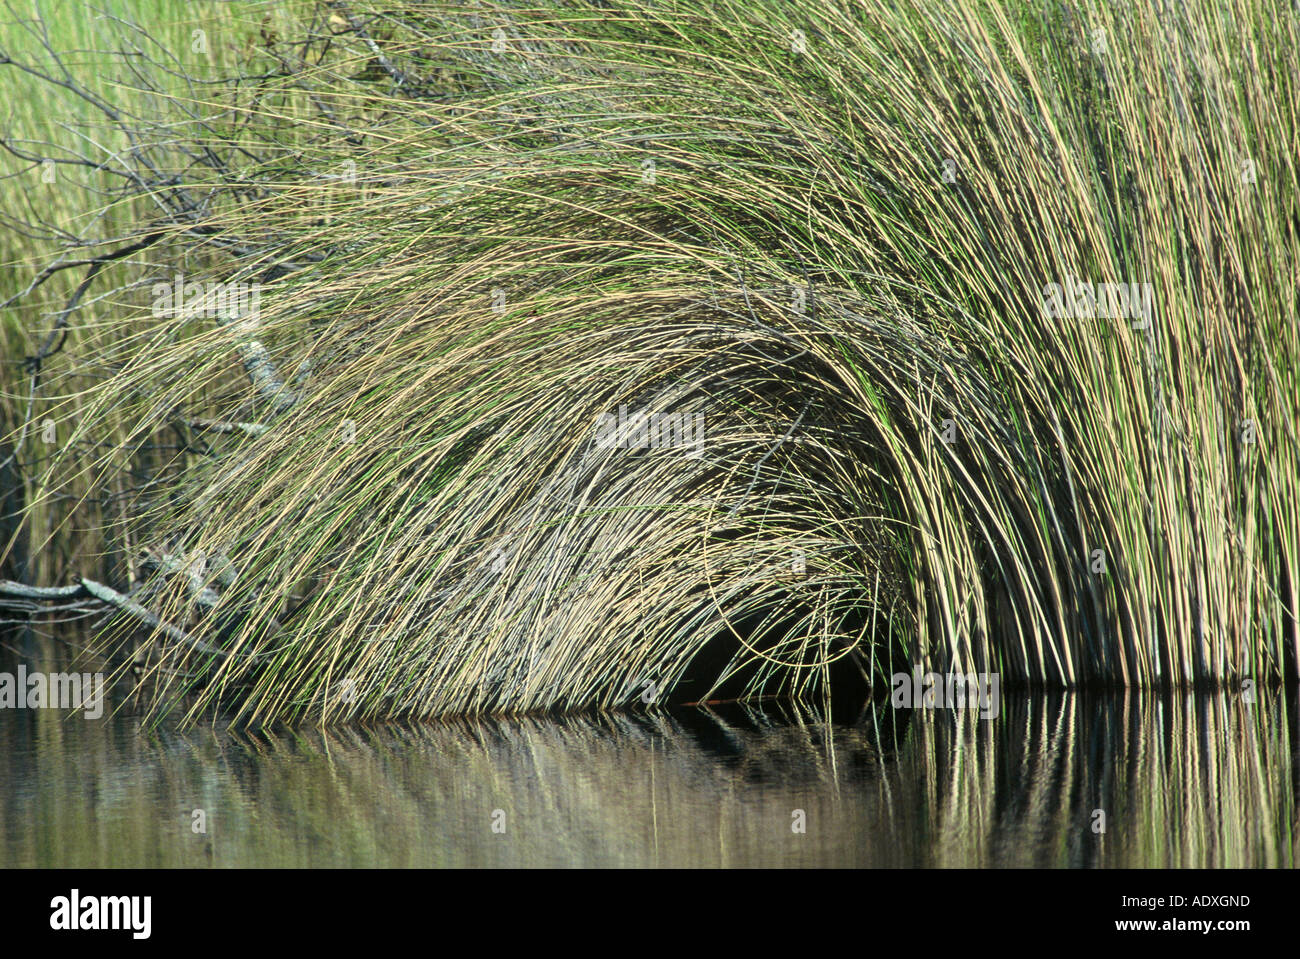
[3,0,1297,725]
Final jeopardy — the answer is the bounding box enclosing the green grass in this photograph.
[2,0,1297,726]
[0,0,272,584]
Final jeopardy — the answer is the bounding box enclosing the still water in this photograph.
[1,644,1296,867]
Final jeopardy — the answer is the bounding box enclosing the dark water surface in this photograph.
[1,644,1296,867]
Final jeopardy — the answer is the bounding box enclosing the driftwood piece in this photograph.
[0,577,246,662]
[186,418,269,438]
[215,314,298,415]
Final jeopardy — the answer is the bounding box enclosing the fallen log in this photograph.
[0,577,248,662]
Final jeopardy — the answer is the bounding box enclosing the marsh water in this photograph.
[2,639,1296,868]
